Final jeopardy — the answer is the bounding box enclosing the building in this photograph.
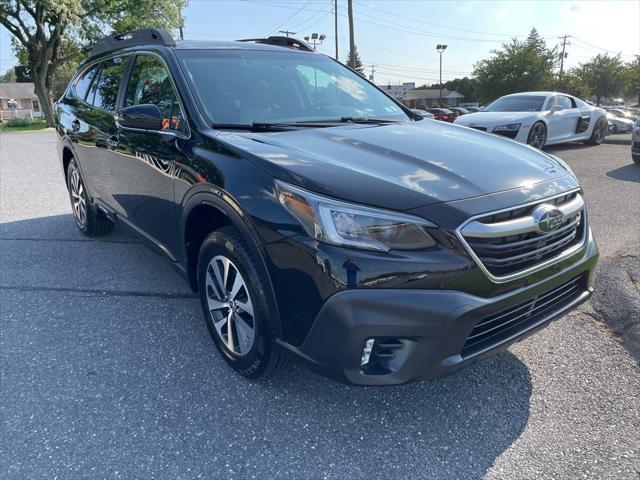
[378,82,416,102]
[404,89,464,109]
[0,83,42,120]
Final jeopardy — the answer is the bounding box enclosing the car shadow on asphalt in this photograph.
[2,214,533,479]
[606,163,640,183]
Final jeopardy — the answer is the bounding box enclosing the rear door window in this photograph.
[124,54,186,134]
[91,56,130,112]
[74,63,100,101]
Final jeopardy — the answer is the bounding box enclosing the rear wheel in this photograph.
[197,226,287,379]
[66,160,113,236]
[585,116,607,145]
[527,122,546,149]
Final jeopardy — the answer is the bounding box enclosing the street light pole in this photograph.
[436,44,448,106]
[303,33,326,51]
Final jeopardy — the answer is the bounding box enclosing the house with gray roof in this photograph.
[0,83,42,120]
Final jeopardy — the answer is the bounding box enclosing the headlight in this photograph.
[275,180,437,252]
[492,123,521,132]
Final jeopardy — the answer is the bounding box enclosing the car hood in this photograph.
[216,120,569,211]
[455,111,538,126]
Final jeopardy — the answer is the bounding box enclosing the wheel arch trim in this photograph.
[179,186,283,338]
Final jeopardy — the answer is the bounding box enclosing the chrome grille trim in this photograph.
[461,194,584,238]
[455,188,587,283]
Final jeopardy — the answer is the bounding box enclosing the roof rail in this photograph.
[91,29,176,56]
[237,36,314,52]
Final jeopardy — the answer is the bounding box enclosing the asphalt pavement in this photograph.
[1,131,639,479]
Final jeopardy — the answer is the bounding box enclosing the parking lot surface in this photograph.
[1,131,639,479]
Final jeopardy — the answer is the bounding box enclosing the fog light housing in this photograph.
[360,338,375,366]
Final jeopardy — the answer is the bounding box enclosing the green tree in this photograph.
[0,68,18,83]
[577,54,626,105]
[346,45,365,76]
[428,77,479,102]
[556,72,590,99]
[624,56,640,105]
[0,0,186,126]
[473,28,557,103]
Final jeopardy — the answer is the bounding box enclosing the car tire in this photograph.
[584,116,607,145]
[526,122,547,149]
[197,226,288,380]
[608,124,617,135]
[633,154,640,165]
[66,159,113,236]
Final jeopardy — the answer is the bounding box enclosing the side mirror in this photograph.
[116,104,163,131]
[550,104,564,113]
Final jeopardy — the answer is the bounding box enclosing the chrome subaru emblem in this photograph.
[532,204,565,233]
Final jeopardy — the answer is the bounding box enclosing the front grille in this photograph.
[462,274,586,357]
[459,192,586,279]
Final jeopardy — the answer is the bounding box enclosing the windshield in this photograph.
[484,95,546,112]
[177,49,408,126]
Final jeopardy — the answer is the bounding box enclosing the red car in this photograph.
[428,108,458,122]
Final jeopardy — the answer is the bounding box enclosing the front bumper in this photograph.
[278,231,598,385]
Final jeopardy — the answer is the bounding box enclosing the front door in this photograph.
[110,53,190,259]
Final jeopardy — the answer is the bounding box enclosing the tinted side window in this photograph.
[125,55,186,133]
[74,64,100,101]
[558,95,573,109]
[92,56,129,112]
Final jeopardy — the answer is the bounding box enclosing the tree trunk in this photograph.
[32,73,55,127]
[347,0,355,69]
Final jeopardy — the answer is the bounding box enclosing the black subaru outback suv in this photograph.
[56,29,598,385]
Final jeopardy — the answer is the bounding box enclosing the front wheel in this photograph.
[527,122,547,149]
[197,226,288,379]
[584,116,607,145]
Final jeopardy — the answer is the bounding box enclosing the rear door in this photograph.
[80,55,131,207]
[109,53,189,258]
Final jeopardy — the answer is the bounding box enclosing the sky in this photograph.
[1,0,639,86]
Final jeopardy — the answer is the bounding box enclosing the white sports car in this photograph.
[454,91,608,149]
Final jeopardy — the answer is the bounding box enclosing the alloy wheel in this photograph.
[70,169,87,226]
[205,255,256,356]
[594,119,606,143]
[528,123,546,149]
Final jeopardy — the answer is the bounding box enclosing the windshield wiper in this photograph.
[212,122,298,131]
[294,117,402,125]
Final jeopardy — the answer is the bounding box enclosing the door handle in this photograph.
[71,119,80,131]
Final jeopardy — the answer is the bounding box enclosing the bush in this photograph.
[3,117,33,128]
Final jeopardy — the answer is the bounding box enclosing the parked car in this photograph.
[465,106,482,113]
[428,108,457,122]
[448,106,470,116]
[411,108,434,119]
[606,107,639,121]
[633,119,640,165]
[56,30,599,385]
[455,92,608,149]
[606,112,635,134]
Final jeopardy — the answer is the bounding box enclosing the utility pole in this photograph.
[348,0,355,69]
[334,0,338,60]
[369,64,375,82]
[558,35,571,79]
[279,30,296,37]
[436,44,448,104]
